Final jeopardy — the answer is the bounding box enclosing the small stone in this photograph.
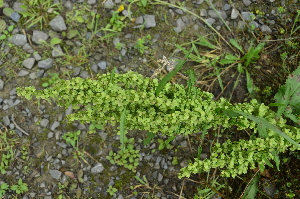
[10,12,20,22]
[52,45,64,57]
[205,18,216,25]
[73,67,81,77]
[87,0,96,5]
[49,169,62,180]
[223,4,231,11]
[38,58,53,70]
[241,12,254,21]
[103,0,115,9]
[174,9,184,15]
[243,0,252,6]
[22,58,35,69]
[79,71,90,79]
[64,1,73,10]
[260,25,272,33]
[157,173,163,181]
[48,132,54,138]
[135,16,143,24]
[91,163,104,174]
[9,34,27,46]
[143,15,156,28]
[56,142,67,148]
[23,43,34,54]
[50,121,60,131]
[17,70,29,77]
[33,53,42,61]
[0,79,4,90]
[231,8,239,19]
[32,30,49,44]
[49,15,67,31]
[40,119,49,127]
[97,61,107,70]
[200,9,207,17]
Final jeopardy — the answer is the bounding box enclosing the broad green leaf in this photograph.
[3,8,14,17]
[241,175,259,199]
[230,39,244,54]
[141,0,147,7]
[75,16,85,23]
[143,131,155,145]
[0,0,4,8]
[50,37,62,46]
[67,29,78,39]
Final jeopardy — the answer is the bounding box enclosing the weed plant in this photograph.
[16,64,300,179]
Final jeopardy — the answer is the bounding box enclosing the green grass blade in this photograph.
[120,108,126,152]
[155,48,192,96]
[216,109,300,148]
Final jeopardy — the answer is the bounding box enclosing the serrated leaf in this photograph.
[230,39,244,54]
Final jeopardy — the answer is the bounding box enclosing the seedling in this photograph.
[10,179,29,194]
[107,185,117,196]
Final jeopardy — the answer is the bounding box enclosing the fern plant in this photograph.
[16,69,300,178]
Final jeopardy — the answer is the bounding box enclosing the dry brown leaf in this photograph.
[64,171,76,179]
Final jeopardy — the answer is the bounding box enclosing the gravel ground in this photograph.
[1,0,300,198]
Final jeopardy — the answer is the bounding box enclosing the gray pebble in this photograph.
[56,142,67,148]
[0,79,4,90]
[10,12,20,22]
[17,70,29,77]
[180,140,188,148]
[87,0,96,5]
[205,18,216,26]
[79,71,90,79]
[200,9,207,17]
[103,0,115,9]
[64,1,73,10]
[135,16,143,24]
[243,0,252,6]
[97,61,107,70]
[48,131,54,138]
[9,34,27,46]
[23,43,34,54]
[22,58,35,69]
[50,121,60,131]
[91,163,104,174]
[260,25,272,33]
[90,63,98,73]
[33,53,42,61]
[32,30,49,44]
[241,12,254,21]
[231,8,239,19]
[49,169,62,180]
[143,15,156,28]
[223,4,231,11]
[52,45,64,57]
[38,58,53,70]
[49,15,67,31]
[40,118,49,127]
[73,67,81,76]
[157,173,163,181]
[3,116,10,126]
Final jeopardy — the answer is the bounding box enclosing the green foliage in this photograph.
[19,0,61,30]
[107,185,118,196]
[62,130,81,148]
[10,179,29,194]
[241,175,259,199]
[104,5,127,32]
[16,68,300,178]
[0,183,9,198]
[0,129,16,175]
[134,34,151,54]
[106,137,140,171]
[42,73,63,87]
[128,0,148,7]
[0,24,14,40]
